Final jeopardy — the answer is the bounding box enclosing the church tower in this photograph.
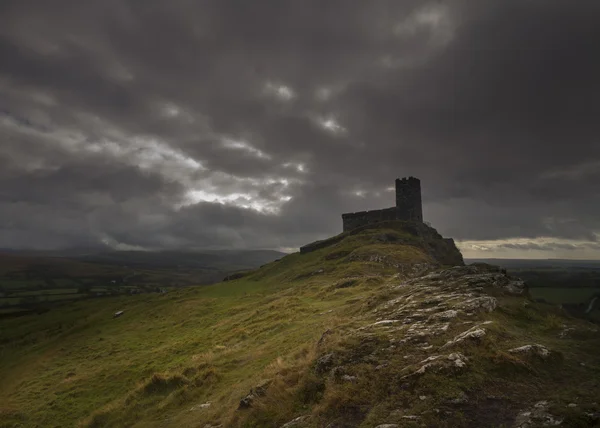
[395,176,423,222]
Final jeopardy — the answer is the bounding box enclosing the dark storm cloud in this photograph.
[1,0,599,252]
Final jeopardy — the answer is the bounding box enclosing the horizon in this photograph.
[2,246,600,263]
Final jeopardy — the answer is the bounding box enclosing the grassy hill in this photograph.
[0,222,599,427]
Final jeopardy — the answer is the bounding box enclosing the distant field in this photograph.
[0,250,285,314]
[8,288,78,297]
[529,287,600,304]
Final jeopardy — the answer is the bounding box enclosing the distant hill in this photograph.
[2,221,598,427]
[72,249,286,270]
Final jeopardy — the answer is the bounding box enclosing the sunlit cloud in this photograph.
[222,138,272,159]
[2,113,205,184]
[264,81,296,101]
[179,173,297,214]
[99,234,149,251]
[282,162,307,173]
[316,116,347,135]
[183,188,291,213]
[457,234,600,259]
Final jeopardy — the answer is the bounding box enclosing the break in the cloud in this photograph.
[0,0,599,257]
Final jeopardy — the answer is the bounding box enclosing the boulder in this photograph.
[508,344,551,359]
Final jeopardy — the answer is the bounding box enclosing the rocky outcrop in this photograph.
[304,262,566,426]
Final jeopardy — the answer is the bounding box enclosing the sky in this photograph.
[1,0,599,259]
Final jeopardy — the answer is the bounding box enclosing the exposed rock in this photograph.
[515,401,562,427]
[238,379,272,409]
[189,402,211,411]
[441,326,486,349]
[252,379,272,397]
[406,353,468,378]
[412,264,526,295]
[447,352,468,368]
[430,309,459,320]
[400,320,450,343]
[238,394,254,409]
[401,415,421,420]
[315,353,335,374]
[371,320,401,327]
[459,296,497,313]
[508,344,551,359]
[280,415,311,427]
[341,374,358,383]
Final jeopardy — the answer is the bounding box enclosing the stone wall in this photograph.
[341,176,424,232]
[395,176,423,222]
[341,207,397,232]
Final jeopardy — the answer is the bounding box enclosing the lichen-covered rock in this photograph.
[430,309,459,320]
[405,352,469,378]
[508,344,551,359]
[447,352,468,368]
[189,402,211,411]
[459,296,497,313]
[413,264,526,295]
[441,326,486,349]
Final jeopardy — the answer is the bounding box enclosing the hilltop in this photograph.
[0,222,599,427]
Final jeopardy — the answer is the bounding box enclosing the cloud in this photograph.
[0,0,599,256]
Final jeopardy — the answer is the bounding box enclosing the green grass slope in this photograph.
[0,222,598,428]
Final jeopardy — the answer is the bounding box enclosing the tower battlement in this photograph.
[341,177,423,232]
